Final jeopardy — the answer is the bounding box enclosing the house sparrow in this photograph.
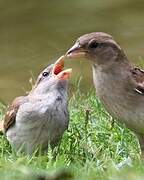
[66,32,144,155]
[1,56,72,154]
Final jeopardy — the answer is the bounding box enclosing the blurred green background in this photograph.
[0,0,144,103]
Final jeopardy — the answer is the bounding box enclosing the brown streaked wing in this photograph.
[3,96,28,132]
[131,67,144,94]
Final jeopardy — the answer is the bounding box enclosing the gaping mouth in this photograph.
[52,55,72,80]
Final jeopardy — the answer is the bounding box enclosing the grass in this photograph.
[0,90,144,180]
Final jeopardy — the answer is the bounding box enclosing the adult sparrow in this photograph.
[66,32,144,155]
[1,56,72,154]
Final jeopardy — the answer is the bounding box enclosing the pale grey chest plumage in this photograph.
[92,65,144,133]
[6,94,68,153]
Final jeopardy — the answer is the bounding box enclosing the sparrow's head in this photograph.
[66,32,126,65]
[32,56,72,94]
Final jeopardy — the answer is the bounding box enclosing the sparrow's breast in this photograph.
[93,67,144,133]
[6,98,68,153]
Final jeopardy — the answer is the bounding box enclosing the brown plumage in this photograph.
[3,96,28,132]
[66,32,144,156]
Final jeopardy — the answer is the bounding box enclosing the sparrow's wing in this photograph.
[0,121,4,133]
[3,96,28,132]
[131,67,144,95]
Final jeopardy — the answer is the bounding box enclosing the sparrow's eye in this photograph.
[88,40,99,49]
[42,71,49,77]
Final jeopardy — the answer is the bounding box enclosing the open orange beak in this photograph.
[52,55,72,80]
[66,43,86,58]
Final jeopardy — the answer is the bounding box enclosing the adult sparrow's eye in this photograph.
[42,71,49,77]
[88,40,99,49]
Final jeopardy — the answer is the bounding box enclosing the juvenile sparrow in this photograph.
[1,56,72,154]
[66,32,144,155]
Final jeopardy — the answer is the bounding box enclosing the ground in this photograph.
[0,91,144,180]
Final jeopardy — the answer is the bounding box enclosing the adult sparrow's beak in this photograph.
[66,43,86,58]
[52,56,72,80]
